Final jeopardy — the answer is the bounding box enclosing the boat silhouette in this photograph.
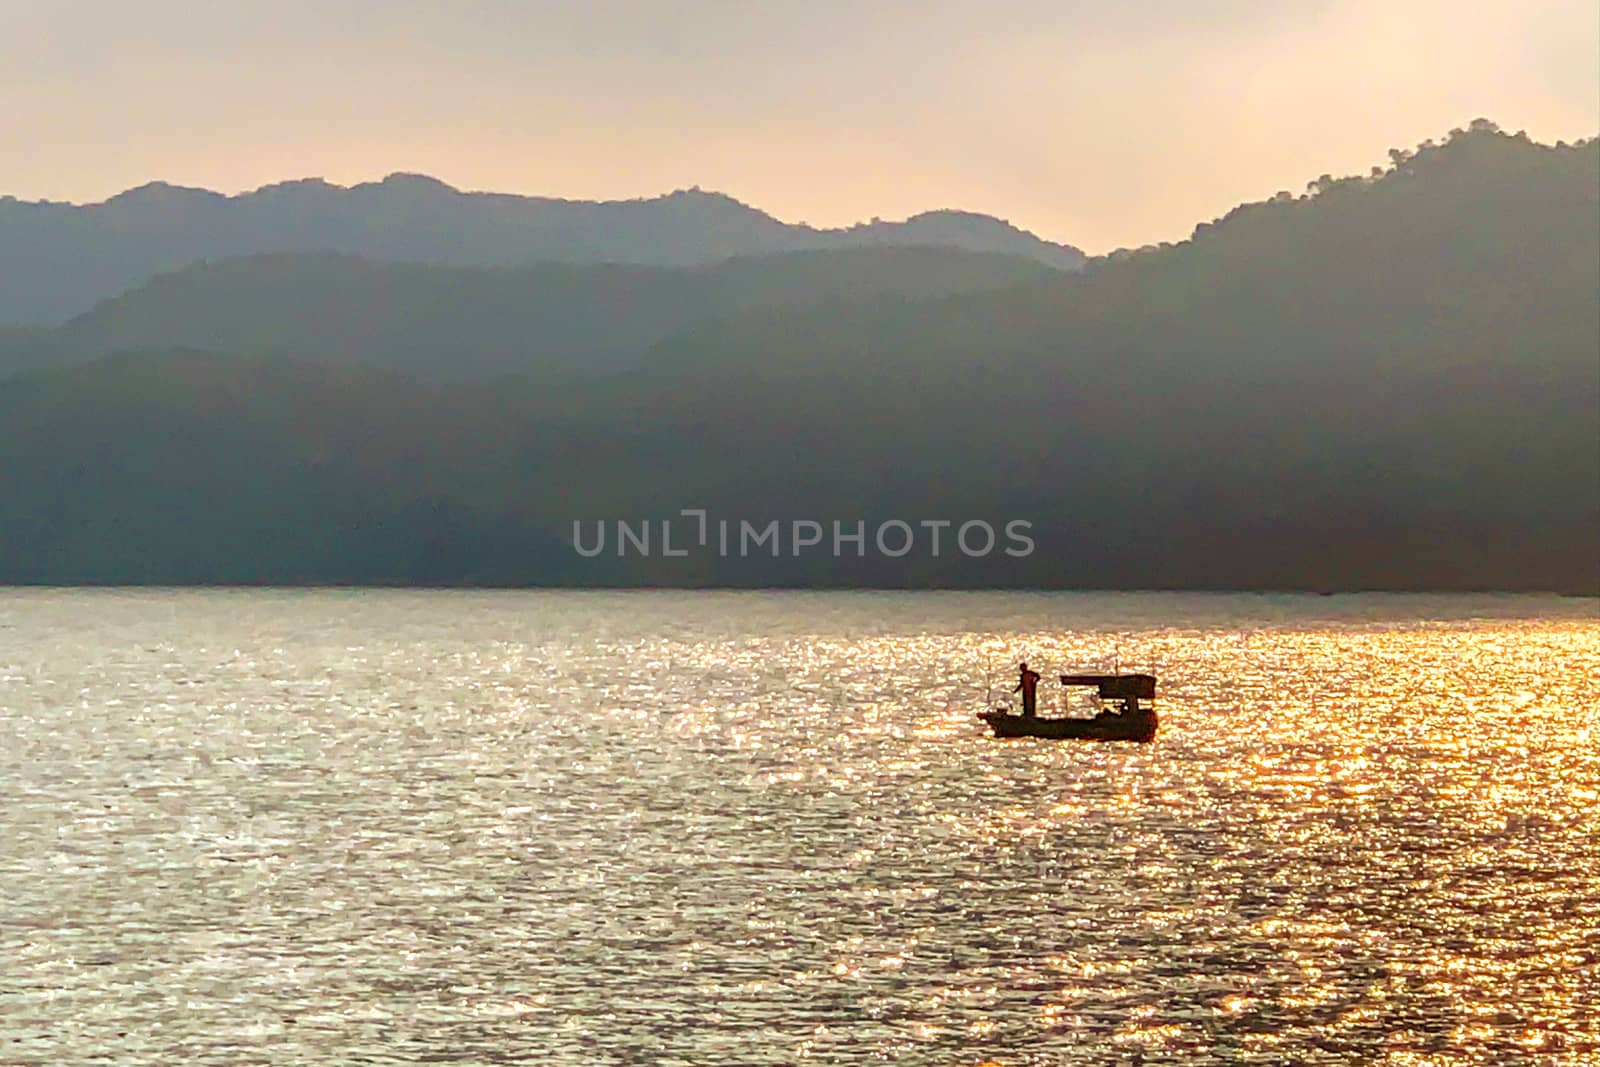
[979,673,1158,743]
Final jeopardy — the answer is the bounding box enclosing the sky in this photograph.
[2,0,1596,253]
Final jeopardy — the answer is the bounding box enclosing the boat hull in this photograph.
[979,708,1157,743]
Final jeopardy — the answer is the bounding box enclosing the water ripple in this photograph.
[0,590,1595,1064]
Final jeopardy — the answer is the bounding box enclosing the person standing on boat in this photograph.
[1014,662,1042,717]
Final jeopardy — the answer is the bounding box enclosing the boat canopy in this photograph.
[1059,673,1157,700]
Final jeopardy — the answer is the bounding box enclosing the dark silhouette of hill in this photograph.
[0,176,1085,325]
[0,124,1593,591]
[0,350,577,584]
[2,247,1061,380]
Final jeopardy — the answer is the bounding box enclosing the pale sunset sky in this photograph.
[2,0,1595,252]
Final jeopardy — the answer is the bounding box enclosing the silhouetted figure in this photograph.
[1014,662,1041,717]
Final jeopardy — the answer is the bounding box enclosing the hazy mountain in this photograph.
[3,246,1062,380]
[0,177,1085,325]
[0,125,1593,591]
[0,326,51,376]
[0,350,572,584]
[606,125,1598,590]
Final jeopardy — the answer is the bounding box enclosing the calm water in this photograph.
[1,590,1596,1065]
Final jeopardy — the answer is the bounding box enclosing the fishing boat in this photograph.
[979,673,1158,743]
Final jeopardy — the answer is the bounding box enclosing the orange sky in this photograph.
[2,0,1595,252]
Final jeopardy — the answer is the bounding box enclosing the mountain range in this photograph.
[0,177,1084,325]
[0,246,1060,381]
[0,124,1594,591]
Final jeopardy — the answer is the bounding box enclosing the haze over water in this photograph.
[1,590,1596,1064]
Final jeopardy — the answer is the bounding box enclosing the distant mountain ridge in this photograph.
[0,125,1593,591]
[0,246,1062,380]
[0,175,1085,324]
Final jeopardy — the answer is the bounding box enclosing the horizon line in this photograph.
[4,122,1595,256]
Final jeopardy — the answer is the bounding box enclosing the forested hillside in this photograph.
[1,126,1593,591]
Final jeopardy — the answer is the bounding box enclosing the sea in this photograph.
[1,589,1596,1065]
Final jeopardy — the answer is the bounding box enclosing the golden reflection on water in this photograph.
[0,590,1596,1065]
